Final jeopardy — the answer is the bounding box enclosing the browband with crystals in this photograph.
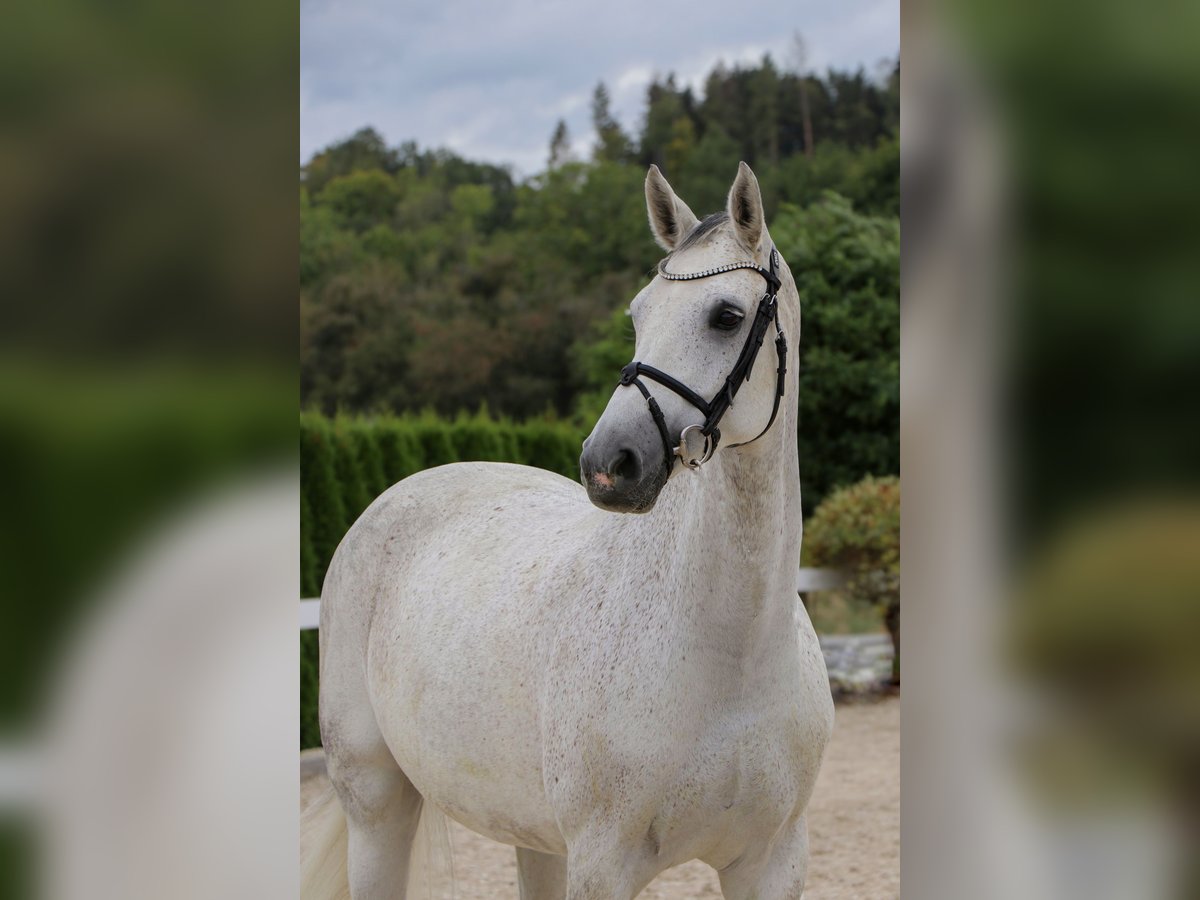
[657,249,781,291]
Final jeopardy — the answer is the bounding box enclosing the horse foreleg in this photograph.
[562,834,660,900]
[564,867,637,900]
[516,847,567,900]
[717,814,809,900]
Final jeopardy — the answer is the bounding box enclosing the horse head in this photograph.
[581,162,792,513]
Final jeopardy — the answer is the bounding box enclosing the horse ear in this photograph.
[645,165,700,252]
[726,161,765,253]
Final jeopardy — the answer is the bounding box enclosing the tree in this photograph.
[321,169,403,233]
[548,119,573,169]
[678,127,741,214]
[639,76,689,169]
[665,116,696,179]
[591,82,631,164]
[300,264,414,414]
[298,55,900,423]
[303,127,401,195]
[300,199,362,287]
[749,54,781,164]
[771,192,899,515]
[788,33,815,158]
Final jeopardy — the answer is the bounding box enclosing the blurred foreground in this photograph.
[0,0,298,895]
[903,0,1200,897]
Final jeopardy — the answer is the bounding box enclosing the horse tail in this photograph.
[300,781,459,900]
[408,802,458,900]
[300,786,349,900]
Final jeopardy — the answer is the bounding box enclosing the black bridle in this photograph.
[618,247,788,473]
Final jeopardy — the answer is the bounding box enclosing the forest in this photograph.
[300,54,899,512]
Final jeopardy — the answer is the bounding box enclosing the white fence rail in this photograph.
[300,568,841,630]
[795,567,844,592]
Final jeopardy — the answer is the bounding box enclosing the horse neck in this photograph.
[620,370,802,650]
[671,280,803,600]
[687,417,800,592]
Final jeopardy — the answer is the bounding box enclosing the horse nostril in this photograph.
[610,448,640,482]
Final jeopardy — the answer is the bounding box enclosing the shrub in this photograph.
[299,413,348,591]
[516,419,581,481]
[348,419,389,499]
[331,417,373,524]
[411,411,459,468]
[300,630,321,750]
[806,474,900,681]
[374,419,423,484]
[300,491,319,599]
[450,407,511,462]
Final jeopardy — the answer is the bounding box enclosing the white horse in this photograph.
[302,162,833,899]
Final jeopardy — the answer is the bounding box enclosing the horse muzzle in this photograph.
[579,434,670,514]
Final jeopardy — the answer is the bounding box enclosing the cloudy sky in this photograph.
[301,0,898,177]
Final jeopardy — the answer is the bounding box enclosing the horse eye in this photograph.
[712,308,744,331]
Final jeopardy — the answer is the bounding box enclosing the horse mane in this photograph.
[672,211,730,256]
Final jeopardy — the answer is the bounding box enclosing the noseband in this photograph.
[618,247,788,472]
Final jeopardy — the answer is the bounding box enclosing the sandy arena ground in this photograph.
[301,696,898,899]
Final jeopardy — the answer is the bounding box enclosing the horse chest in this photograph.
[545,665,810,862]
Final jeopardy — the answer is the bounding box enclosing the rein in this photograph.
[618,247,788,473]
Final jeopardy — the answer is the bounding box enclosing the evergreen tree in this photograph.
[788,33,816,158]
[665,116,696,178]
[749,54,781,164]
[548,119,573,169]
[591,82,631,163]
[640,75,687,170]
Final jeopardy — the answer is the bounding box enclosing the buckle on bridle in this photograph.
[675,424,716,470]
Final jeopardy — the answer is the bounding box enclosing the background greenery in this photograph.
[301,57,898,424]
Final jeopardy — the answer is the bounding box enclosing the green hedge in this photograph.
[300,410,585,748]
